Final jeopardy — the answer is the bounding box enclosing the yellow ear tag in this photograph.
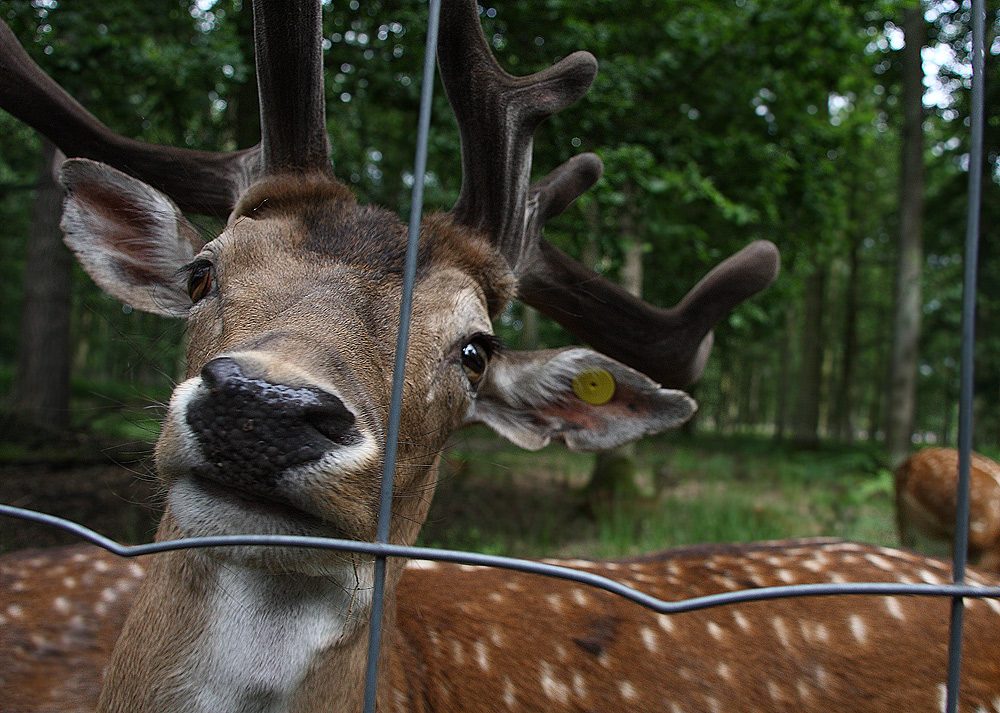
[572,368,616,405]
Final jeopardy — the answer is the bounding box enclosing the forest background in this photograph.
[0,0,997,471]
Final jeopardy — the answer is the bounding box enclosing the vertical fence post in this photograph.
[944,0,985,710]
[362,2,442,712]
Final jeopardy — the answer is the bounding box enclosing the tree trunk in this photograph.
[884,6,926,465]
[774,305,796,442]
[831,235,861,441]
[10,139,72,431]
[792,265,827,447]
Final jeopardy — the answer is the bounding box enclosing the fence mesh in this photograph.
[0,2,992,712]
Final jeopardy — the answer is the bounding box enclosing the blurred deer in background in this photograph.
[1,1,999,712]
[896,447,1000,573]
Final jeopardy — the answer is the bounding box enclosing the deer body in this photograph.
[5,539,1000,712]
[896,447,1000,572]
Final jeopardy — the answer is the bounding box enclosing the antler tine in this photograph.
[0,19,257,217]
[251,0,332,176]
[518,234,780,388]
[438,0,597,269]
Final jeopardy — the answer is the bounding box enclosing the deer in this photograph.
[2,1,1000,712]
[896,447,1000,573]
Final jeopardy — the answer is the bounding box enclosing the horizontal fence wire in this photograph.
[0,2,990,711]
[4,503,1000,615]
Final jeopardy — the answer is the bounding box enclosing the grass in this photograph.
[418,428,899,560]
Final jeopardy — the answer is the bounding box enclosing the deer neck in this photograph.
[98,513,404,713]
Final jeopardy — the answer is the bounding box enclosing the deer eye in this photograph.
[186,261,215,303]
[460,335,500,386]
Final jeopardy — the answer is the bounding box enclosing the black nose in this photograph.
[187,357,359,491]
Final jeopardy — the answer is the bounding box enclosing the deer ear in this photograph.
[467,348,696,451]
[60,158,204,317]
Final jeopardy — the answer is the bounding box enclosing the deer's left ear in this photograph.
[60,158,204,318]
[466,347,696,451]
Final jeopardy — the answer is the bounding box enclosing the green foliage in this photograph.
[0,0,995,452]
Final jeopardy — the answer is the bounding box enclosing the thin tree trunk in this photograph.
[832,235,861,441]
[885,6,926,465]
[774,305,796,442]
[792,265,827,447]
[11,139,72,431]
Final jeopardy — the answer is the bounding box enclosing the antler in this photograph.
[437,0,779,388]
[0,0,333,216]
[250,0,332,176]
[437,0,598,269]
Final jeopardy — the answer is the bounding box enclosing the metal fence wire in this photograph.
[0,2,992,713]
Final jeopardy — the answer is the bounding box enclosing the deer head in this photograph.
[1,1,779,710]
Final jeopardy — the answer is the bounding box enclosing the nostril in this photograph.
[305,397,358,446]
[201,356,243,387]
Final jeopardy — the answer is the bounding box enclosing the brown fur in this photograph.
[5,540,1000,712]
[896,447,1000,572]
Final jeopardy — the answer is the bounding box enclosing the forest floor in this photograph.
[0,425,901,558]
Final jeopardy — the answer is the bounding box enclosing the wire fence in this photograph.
[0,2,992,712]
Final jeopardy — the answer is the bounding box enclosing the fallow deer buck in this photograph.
[2,2,1000,712]
[896,447,1000,573]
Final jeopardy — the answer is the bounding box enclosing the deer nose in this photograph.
[186,356,360,491]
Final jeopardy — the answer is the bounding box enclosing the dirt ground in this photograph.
[0,445,162,553]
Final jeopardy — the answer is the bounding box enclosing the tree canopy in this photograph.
[1,0,996,451]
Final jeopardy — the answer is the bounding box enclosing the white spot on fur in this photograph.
[707,621,724,641]
[406,560,438,570]
[503,678,516,709]
[772,616,790,647]
[572,671,587,698]
[620,681,637,700]
[920,569,943,584]
[717,663,732,682]
[885,596,905,620]
[451,640,464,665]
[571,588,589,606]
[490,625,504,647]
[641,626,658,652]
[7,604,24,619]
[658,613,676,633]
[732,610,751,632]
[53,596,71,615]
[546,594,563,613]
[864,553,896,571]
[489,592,504,604]
[540,661,569,704]
[94,559,110,573]
[475,640,489,671]
[814,665,829,687]
[849,614,869,645]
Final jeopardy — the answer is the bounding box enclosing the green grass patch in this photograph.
[419,430,898,559]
